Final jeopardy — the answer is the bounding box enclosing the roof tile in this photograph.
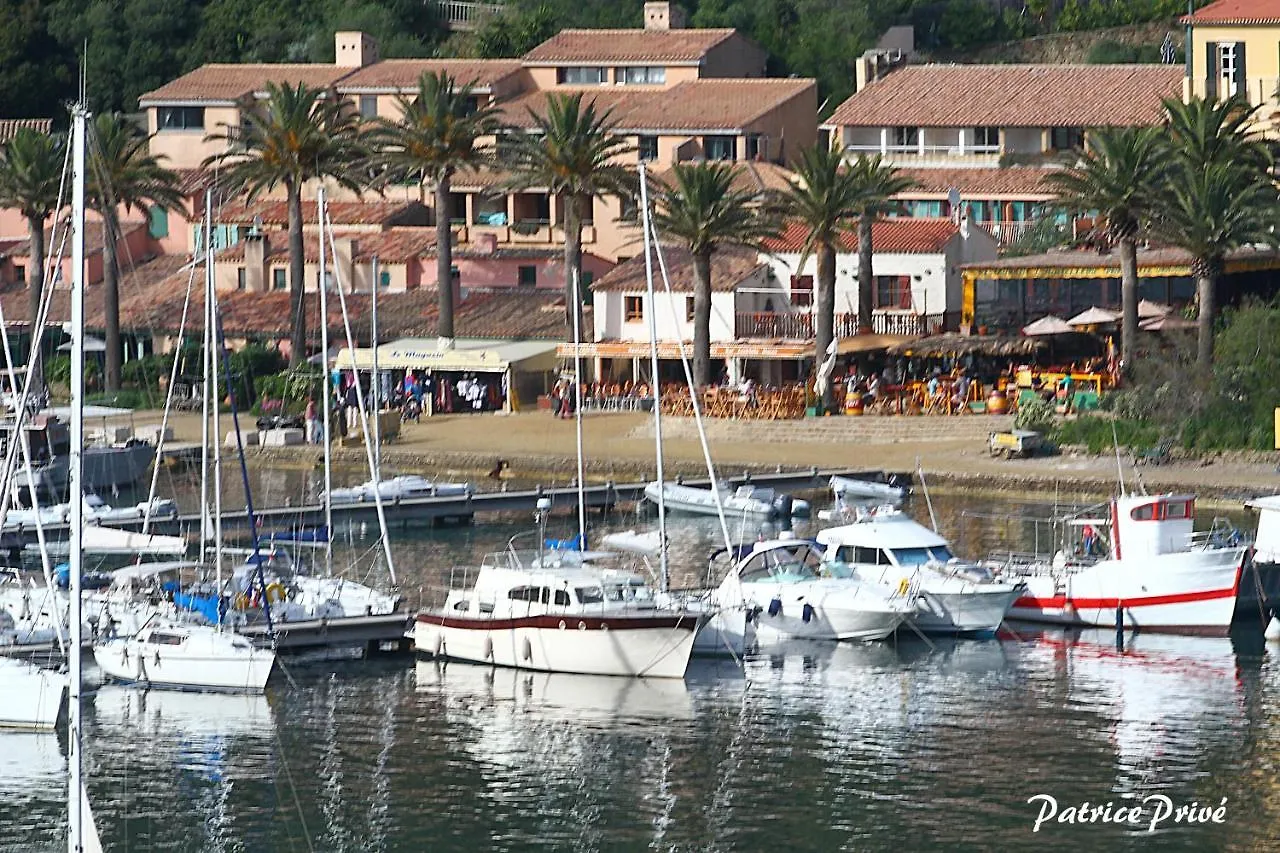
[215,199,428,228]
[1182,0,1280,25]
[522,29,737,64]
[338,59,523,92]
[140,64,355,104]
[592,244,763,292]
[763,218,961,254]
[895,167,1053,197]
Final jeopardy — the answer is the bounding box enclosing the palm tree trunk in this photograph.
[287,182,306,368]
[692,247,713,388]
[1119,237,1138,376]
[103,215,123,392]
[1196,272,1215,369]
[856,215,874,334]
[26,214,45,372]
[435,176,456,341]
[815,242,836,412]
[562,194,583,338]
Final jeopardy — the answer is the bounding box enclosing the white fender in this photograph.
[521,636,533,661]
[482,636,493,660]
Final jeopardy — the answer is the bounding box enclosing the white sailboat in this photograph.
[0,658,66,729]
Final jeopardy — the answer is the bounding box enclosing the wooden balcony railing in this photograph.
[735,310,951,339]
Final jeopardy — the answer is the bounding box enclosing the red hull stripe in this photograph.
[416,612,698,632]
[1013,586,1236,611]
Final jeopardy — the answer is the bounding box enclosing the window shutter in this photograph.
[1236,41,1246,97]
[1205,42,1217,98]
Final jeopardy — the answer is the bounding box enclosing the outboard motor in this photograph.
[771,494,794,520]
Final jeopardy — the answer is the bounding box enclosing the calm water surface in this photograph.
[2,482,1278,852]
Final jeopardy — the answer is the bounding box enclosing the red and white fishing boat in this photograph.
[989,494,1246,635]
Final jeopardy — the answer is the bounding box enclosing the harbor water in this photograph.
[2,485,1278,851]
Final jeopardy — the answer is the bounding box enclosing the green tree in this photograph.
[0,128,66,334]
[367,71,502,340]
[506,92,634,337]
[86,112,183,391]
[0,0,72,118]
[1150,96,1277,368]
[775,144,866,411]
[1046,126,1164,376]
[651,161,779,387]
[204,82,366,366]
[844,155,914,334]
[471,4,557,58]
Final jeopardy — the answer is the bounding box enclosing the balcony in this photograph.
[844,143,1001,169]
[736,310,950,339]
[975,220,1037,247]
[436,0,504,31]
[511,218,552,243]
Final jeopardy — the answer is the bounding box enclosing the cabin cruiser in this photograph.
[829,475,908,503]
[327,475,471,504]
[94,619,276,692]
[816,507,1023,634]
[707,535,916,643]
[0,658,66,729]
[413,548,701,678]
[644,481,810,520]
[987,494,1246,635]
[1,413,155,495]
[3,495,177,529]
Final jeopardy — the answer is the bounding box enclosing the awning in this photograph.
[558,340,816,360]
[334,338,559,373]
[887,333,1046,357]
[837,334,917,354]
[1139,314,1196,331]
[57,335,106,353]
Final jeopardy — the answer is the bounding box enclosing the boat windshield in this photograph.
[576,586,605,605]
[739,545,823,584]
[890,546,954,567]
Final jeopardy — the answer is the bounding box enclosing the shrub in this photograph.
[1014,396,1055,434]
[1052,415,1161,454]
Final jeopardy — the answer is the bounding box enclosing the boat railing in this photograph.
[1187,519,1246,551]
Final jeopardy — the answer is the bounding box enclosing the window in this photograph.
[790,275,813,307]
[874,275,912,309]
[685,296,695,322]
[890,546,954,567]
[625,295,644,322]
[13,264,24,284]
[891,126,919,149]
[620,196,640,222]
[616,66,665,85]
[517,265,537,287]
[359,96,378,119]
[973,126,1000,149]
[559,66,607,85]
[553,589,571,607]
[379,270,391,289]
[1130,503,1157,521]
[148,207,169,239]
[637,135,659,162]
[575,586,605,605]
[272,268,287,291]
[1218,42,1240,96]
[703,135,736,161]
[236,267,246,290]
[157,106,204,131]
[1050,127,1084,152]
[745,133,768,161]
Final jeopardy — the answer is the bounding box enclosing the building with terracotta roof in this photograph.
[1183,0,1280,134]
[0,118,52,142]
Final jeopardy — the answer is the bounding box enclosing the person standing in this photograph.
[305,397,319,445]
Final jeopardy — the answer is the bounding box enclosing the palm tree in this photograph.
[1150,96,1277,368]
[507,93,634,336]
[205,82,366,367]
[86,113,183,391]
[1046,126,1165,376]
[0,128,65,344]
[845,155,914,334]
[366,71,502,341]
[651,161,779,388]
[775,144,870,411]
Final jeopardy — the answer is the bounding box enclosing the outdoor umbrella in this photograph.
[1139,314,1196,331]
[1067,306,1120,327]
[1137,299,1171,319]
[1021,315,1074,336]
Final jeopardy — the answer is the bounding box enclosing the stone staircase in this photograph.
[630,415,1014,445]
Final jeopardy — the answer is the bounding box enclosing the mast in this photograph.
[208,205,225,627]
[67,102,86,853]
[571,267,587,550]
[317,186,334,576]
[370,254,380,479]
[198,198,212,565]
[638,162,668,591]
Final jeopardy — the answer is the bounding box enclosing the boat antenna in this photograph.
[638,162,669,589]
[1111,419,1126,497]
[916,456,939,533]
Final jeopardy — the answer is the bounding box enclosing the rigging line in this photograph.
[321,201,397,587]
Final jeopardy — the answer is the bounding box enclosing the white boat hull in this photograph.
[911,587,1022,634]
[414,612,699,678]
[1004,547,1245,635]
[751,600,905,642]
[0,659,67,729]
[94,634,276,692]
[829,475,906,502]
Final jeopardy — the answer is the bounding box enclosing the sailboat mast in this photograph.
[67,102,86,853]
[317,186,334,576]
[637,162,669,590]
[198,198,213,566]
[208,210,225,626]
[370,254,380,479]
[571,267,587,550]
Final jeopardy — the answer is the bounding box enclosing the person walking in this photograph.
[305,397,319,445]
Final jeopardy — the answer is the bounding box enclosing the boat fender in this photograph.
[482,636,493,659]
[558,620,567,630]
[521,636,533,661]
[578,621,587,631]
[234,593,250,611]
[767,598,783,618]
[433,632,444,656]
[265,583,287,603]
[897,577,910,597]
[802,603,815,624]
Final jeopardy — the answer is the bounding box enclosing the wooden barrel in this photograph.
[845,388,864,416]
[987,389,1008,415]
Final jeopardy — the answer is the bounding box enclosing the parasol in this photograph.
[1137,299,1171,319]
[1021,315,1074,336]
[1139,314,1196,331]
[1067,306,1120,327]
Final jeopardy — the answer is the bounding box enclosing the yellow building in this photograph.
[1183,0,1280,133]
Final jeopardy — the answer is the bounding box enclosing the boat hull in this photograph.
[1235,558,1280,621]
[413,612,700,678]
[751,603,905,642]
[0,660,67,729]
[1004,547,1245,636]
[911,587,1023,634]
[93,638,276,692]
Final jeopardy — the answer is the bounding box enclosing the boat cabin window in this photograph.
[149,631,186,646]
[479,602,495,614]
[575,587,604,605]
[1129,500,1193,521]
[890,546,953,567]
[508,586,551,604]
[833,545,892,565]
[554,589,571,607]
[1130,503,1157,521]
[452,600,470,611]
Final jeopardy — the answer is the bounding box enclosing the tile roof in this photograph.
[215,227,436,264]
[3,219,149,259]
[763,218,961,254]
[826,64,1181,129]
[215,199,429,228]
[1183,0,1280,25]
[0,118,53,141]
[338,59,523,92]
[522,29,738,65]
[651,161,797,195]
[592,244,764,292]
[895,167,1054,197]
[963,245,1280,273]
[139,64,355,104]
[498,78,816,132]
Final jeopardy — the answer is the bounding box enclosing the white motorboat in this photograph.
[414,552,701,678]
[829,474,907,503]
[816,507,1023,634]
[94,620,275,692]
[0,658,67,729]
[709,536,916,643]
[327,474,471,504]
[1239,496,1280,621]
[3,415,156,494]
[989,493,1246,635]
[644,481,810,520]
[3,495,177,529]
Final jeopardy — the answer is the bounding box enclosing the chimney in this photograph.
[334,31,379,68]
[474,232,497,255]
[644,2,686,30]
[244,230,268,293]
